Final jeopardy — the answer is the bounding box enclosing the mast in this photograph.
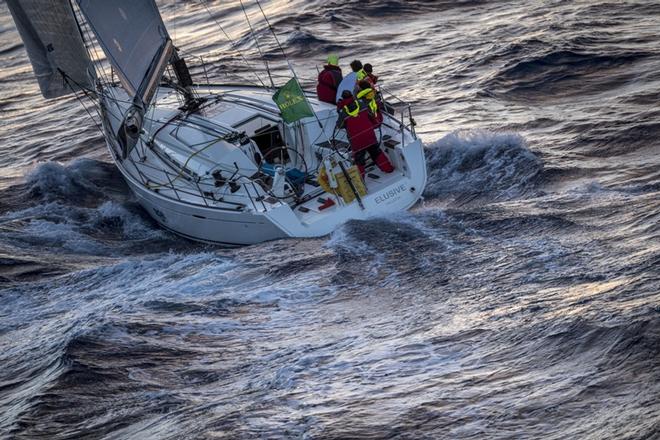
[170,51,197,109]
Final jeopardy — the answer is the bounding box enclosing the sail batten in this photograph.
[75,0,172,107]
[6,0,95,99]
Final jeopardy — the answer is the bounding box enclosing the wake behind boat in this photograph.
[7,0,427,245]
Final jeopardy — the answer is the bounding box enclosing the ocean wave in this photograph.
[315,0,476,18]
[281,29,343,56]
[18,159,124,205]
[0,158,177,257]
[499,50,650,80]
[0,199,169,255]
[0,42,22,56]
[1,0,659,438]
[483,49,652,100]
[577,121,660,158]
[285,29,328,47]
[423,130,543,202]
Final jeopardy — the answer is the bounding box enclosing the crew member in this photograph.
[335,60,363,103]
[356,65,368,82]
[316,55,343,104]
[336,90,394,177]
[356,80,383,127]
[363,63,379,85]
[362,65,394,115]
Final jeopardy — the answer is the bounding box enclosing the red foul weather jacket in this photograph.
[316,65,343,104]
[337,95,378,152]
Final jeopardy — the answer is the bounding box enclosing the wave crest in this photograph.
[423,130,542,202]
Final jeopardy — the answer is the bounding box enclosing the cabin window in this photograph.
[233,115,285,159]
[251,124,285,158]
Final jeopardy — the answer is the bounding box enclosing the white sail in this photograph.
[75,0,173,107]
[6,0,94,99]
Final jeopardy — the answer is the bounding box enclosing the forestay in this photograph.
[6,0,94,99]
[76,0,173,107]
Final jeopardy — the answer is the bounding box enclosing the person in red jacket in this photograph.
[316,55,343,104]
[363,63,379,86]
[336,90,394,177]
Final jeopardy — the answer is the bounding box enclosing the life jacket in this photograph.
[316,65,343,104]
[360,74,376,89]
[336,95,378,151]
[356,68,368,81]
[356,87,383,127]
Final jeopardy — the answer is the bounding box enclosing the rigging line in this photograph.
[67,0,102,86]
[60,71,109,129]
[61,74,110,148]
[81,14,112,89]
[253,0,324,129]
[72,0,111,87]
[254,0,287,61]
[143,83,163,158]
[238,0,275,89]
[61,71,172,164]
[198,0,266,88]
[59,69,100,117]
[61,78,190,132]
[176,48,262,88]
[172,0,177,44]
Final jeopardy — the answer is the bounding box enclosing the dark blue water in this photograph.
[1,1,659,438]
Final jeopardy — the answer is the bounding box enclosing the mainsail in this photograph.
[6,0,94,99]
[75,0,173,108]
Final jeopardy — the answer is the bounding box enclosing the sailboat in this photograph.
[7,0,427,245]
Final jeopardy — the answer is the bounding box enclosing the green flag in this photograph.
[272,78,315,124]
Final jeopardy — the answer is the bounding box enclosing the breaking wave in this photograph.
[423,130,543,202]
[0,159,180,259]
[18,159,123,205]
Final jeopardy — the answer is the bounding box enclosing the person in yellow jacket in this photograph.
[356,80,383,126]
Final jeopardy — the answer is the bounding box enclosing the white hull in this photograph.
[101,84,427,245]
